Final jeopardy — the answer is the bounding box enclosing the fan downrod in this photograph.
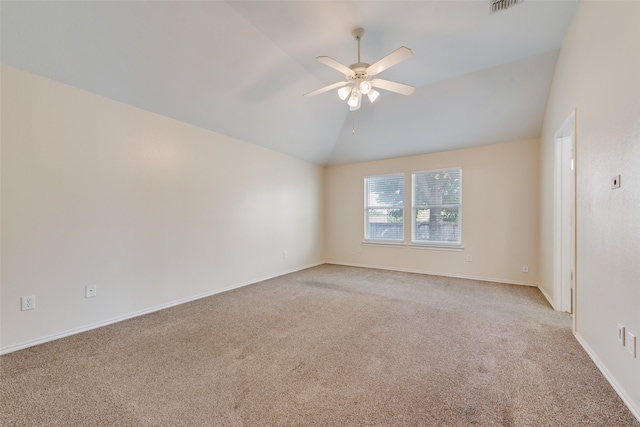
[351,27,368,72]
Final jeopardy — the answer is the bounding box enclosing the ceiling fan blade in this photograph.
[304,81,349,97]
[366,47,413,76]
[370,78,415,96]
[316,56,355,77]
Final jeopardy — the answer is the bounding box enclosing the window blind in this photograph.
[412,168,462,245]
[364,174,405,241]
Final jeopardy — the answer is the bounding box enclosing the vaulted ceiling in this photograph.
[1,1,579,165]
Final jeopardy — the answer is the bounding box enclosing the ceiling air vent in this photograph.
[491,0,523,14]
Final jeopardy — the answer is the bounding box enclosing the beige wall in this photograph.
[1,66,324,351]
[539,1,640,416]
[325,140,540,286]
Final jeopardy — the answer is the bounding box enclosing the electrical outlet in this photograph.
[21,295,36,311]
[85,285,97,298]
[618,324,626,346]
[283,251,288,259]
[627,332,636,357]
[522,265,529,273]
[466,255,472,262]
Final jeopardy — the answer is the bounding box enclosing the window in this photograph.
[364,174,404,241]
[412,168,461,245]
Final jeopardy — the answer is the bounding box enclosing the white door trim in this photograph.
[553,110,577,323]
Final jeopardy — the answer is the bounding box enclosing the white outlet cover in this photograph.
[21,295,36,311]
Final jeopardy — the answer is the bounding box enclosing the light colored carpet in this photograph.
[2,264,638,426]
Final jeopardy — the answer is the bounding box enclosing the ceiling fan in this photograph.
[304,27,415,111]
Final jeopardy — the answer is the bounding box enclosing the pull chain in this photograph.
[352,110,356,135]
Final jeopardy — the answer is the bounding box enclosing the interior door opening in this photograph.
[554,111,576,318]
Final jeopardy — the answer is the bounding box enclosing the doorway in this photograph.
[554,111,576,316]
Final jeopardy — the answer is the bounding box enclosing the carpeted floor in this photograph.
[1,264,638,426]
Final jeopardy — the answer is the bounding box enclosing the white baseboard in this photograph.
[325,260,538,287]
[0,262,323,355]
[574,332,640,423]
[537,284,557,310]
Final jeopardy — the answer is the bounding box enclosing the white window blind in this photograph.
[364,174,404,241]
[412,168,462,245]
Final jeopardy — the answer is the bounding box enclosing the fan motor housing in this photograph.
[349,62,370,80]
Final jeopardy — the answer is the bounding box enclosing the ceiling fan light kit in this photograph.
[347,89,361,111]
[304,27,415,111]
[337,86,351,100]
[359,80,372,95]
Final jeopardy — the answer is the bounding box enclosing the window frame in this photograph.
[411,167,462,247]
[364,173,405,243]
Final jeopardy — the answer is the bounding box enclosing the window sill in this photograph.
[409,243,464,252]
[362,240,406,248]
[360,241,465,251]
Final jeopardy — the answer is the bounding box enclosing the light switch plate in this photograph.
[618,324,626,346]
[627,332,636,357]
[611,175,621,189]
[85,285,97,298]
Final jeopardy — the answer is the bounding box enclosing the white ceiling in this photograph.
[1,1,579,165]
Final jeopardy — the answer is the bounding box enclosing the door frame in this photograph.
[554,110,577,325]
